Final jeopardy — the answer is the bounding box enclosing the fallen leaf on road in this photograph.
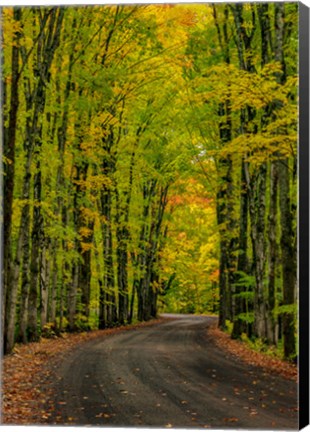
[95,413,111,418]
[224,417,238,422]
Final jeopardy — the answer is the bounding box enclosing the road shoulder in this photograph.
[206,322,297,382]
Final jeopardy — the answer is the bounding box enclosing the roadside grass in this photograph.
[223,320,294,363]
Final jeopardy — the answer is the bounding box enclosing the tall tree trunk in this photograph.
[278,158,296,360]
[99,131,117,328]
[213,6,237,329]
[69,149,90,330]
[274,2,296,361]
[248,162,268,339]
[80,244,93,320]
[3,8,22,354]
[28,159,43,342]
[216,199,228,330]
[231,4,256,339]
[15,143,32,344]
[28,8,64,341]
[232,155,250,339]
[115,193,129,325]
[139,184,168,321]
[40,239,50,328]
[49,251,58,324]
[118,134,143,323]
[135,180,156,321]
[232,3,270,340]
[115,182,133,324]
[68,263,79,332]
[267,162,279,344]
[216,122,233,330]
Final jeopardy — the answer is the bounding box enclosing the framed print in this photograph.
[1,1,309,430]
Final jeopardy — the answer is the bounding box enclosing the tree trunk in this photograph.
[99,131,117,328]
[28,162,43,342]
[212,6,238,329]
[68,263,79,331]
[135,180,156,321]
[21,7,64,343]
[279,158,296,360]
[80,247,92,320]
[40,240,50,328]
[231,4,257,339]
[248,162,268,339]
[115,187,129,325]
[232,156,250,339]
[49,248,58,324]
[3,8,22,354]
[274,2,296,361]
[266,161,279,344]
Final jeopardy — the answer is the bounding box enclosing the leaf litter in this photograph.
[207,324,297,382]
[1,318,165,425]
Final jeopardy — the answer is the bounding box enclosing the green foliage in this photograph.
[237,313,255,324]
[41,323,59,339]
[233,272,256,290]
[276,304,297,315]
[240,333,286,360]
[74,314,93,332]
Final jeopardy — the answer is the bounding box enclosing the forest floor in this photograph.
[1,315,297,427]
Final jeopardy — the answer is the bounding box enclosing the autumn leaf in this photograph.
[224,417,239,422]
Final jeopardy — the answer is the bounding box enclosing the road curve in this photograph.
[49,314,298,429]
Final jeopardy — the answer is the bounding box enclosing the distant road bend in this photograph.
[50,314,298,429]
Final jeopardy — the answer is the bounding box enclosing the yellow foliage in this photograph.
[81,242,93,253]
[79,226,93,238]
[80,207,99,222]
[2,8,23,48]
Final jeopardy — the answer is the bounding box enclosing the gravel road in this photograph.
[49,314,298,429]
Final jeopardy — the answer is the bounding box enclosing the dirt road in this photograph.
[49,314,298,429]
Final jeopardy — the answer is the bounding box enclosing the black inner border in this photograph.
[299,1,309,429]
